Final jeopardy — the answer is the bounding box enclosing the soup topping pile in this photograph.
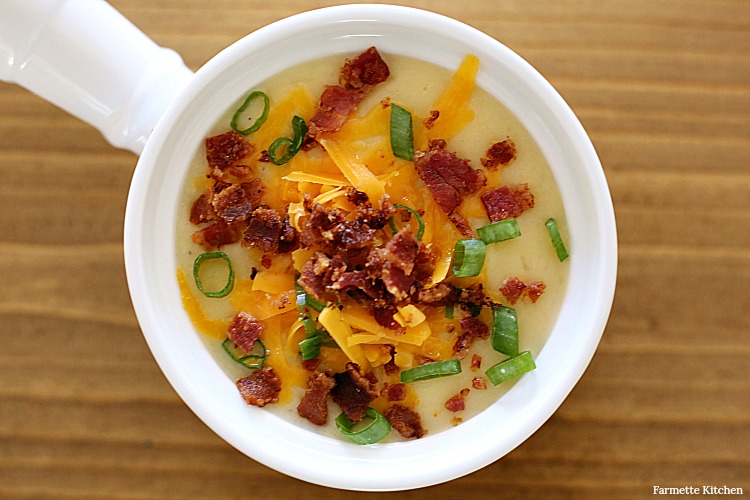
[179,47,568,444]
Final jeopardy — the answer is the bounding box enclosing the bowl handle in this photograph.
[0,0,194,155]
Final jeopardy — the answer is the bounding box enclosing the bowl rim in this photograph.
[124,3,617,491]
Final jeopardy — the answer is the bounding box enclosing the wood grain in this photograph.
[1,0,748,498]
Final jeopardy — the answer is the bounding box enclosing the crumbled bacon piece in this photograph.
[481,139,516,170]
[500,277,546,304]
[481,184,534,222]
[331,363,378,423]
[471,354,482,370]
[205,131,253,179]
[423,110,439,130]
[236,367,281,407]
[453,333,473,359]
[243,206,283,254]
[191,219,242,250]
[309,86,363,135]
[384,404,425,439]
[381,382,407,402]
[417,283,458,306]
[308,47,390,137]
[445,389,470,412]
[339,46,391,90]
[414,144,486,237]
[472,377,487,390]
[227,312,263,354]
[212,180,264,223]
[499,277,526,305]
[372,305,401,331]
[297,372,336,426]
[526,281,547,303]
[459,316,490,340]
[190,193,216,224]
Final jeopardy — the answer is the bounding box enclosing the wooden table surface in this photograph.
[1,1,748,498]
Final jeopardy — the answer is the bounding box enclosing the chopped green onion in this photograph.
[492,306,519,357]
[388,203,425,240]
[335,407,391,445]
[230,90,269,135]
[485,351,536,386]
[477,218,521,244]
[452,239,486,277]
[444,304,454,319]
[269,115,307,165]
[295,282,325,313]
[193,251,234,298]
[400,359,462,383]
[545,218,569,262]
[221,338,266,370]
[299,335,323,361]
[389,104,414,161]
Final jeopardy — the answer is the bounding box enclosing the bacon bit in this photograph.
[384,404,425,439]
[481,139,516,170]
[472,377,487,390]
[452,333,473,359]
[243,207,283,254]
[381,382,407,402]
[451,416,463,426]
[301,358,322,372]
[331,362,378,423]
[339,46,391,90]
[414,144,486,236]
[526,281,547,303]
[414,146,486,215]
[191,219,242,250]
[297,372,336,426]
[345,186,369,206]
[308,47,390,138]
[417,282,458,306]
[423,110,440,130]
[500,277,546,304]
[470,354,482,370]
[227,312,263,354]
[499,277,526,305]
[481,184,535,222]
[190,193,216,224]
[212,181,262,223]
[459,316,490,340]
[445,389,470,412]
[236,367,281,407]
[205,131,253,180]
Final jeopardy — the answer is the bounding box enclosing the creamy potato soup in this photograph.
[176,48,569,443]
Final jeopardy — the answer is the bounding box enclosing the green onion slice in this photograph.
[335,407,391,445]
[230,90,269,135]
[492,306,519,357]
[444,303,454,319]
[299,335,323,361]
[295,282,326,313]
[388,203,425,240]
[477,218,521,244]
[400,359,462,383]
[485,351,536,386]
[221,338,266,370]
[269,115,307,165]
[389,104,415,161]
[193,251,235,298]
[452,239,486,277]
[545,218,569,262]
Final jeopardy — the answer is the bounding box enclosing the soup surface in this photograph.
[176,48,569,442]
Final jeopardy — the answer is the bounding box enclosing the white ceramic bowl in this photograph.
[124,4,617,491]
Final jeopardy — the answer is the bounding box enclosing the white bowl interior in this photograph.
[124,4,617,492]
